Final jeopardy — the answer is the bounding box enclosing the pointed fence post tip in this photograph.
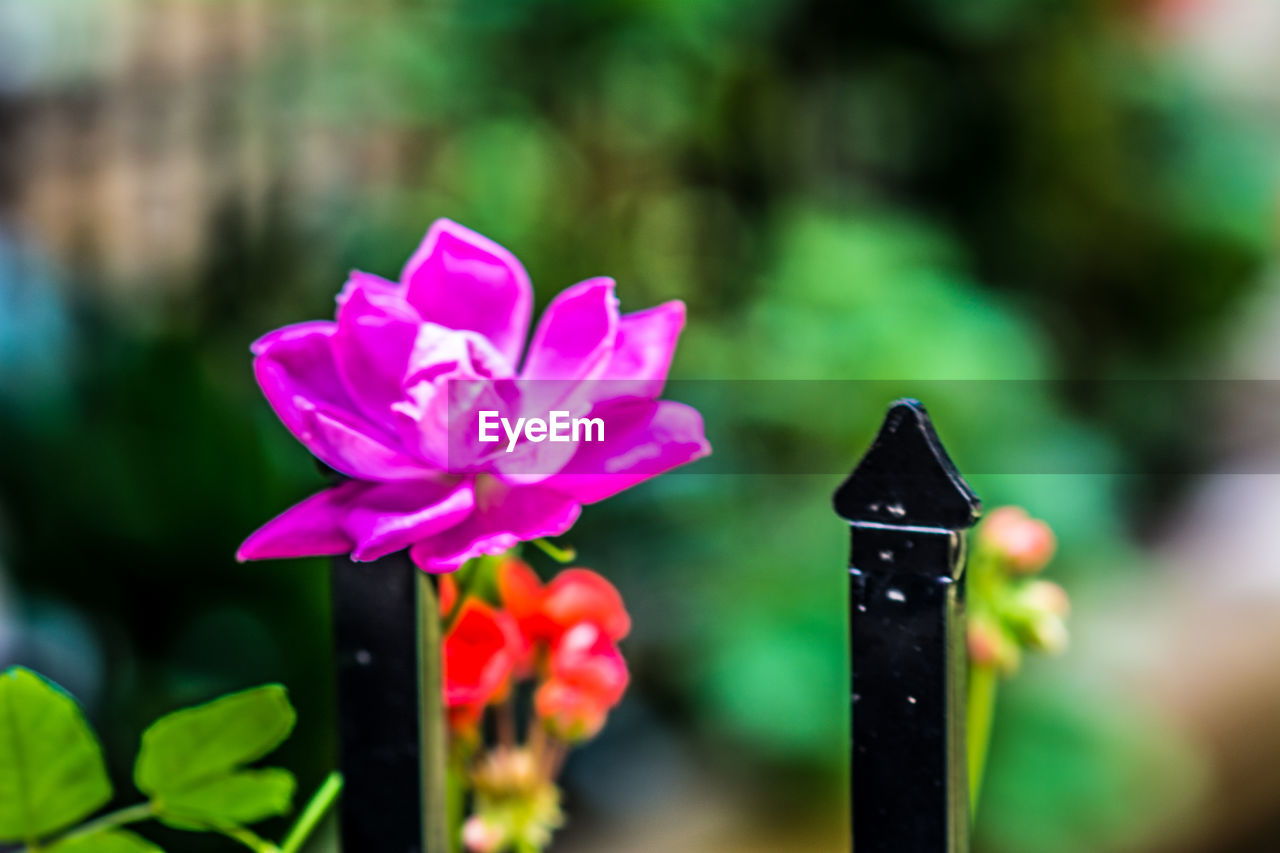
[833,398,980,533]
[835,398,981,853]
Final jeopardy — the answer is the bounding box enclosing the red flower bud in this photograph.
[444,600,522,733]
[439,574,459,617]
[535,680,611,742]
[536,623,629,741]
[967,614,1021,675]
[981,506,1056,574]
[542,569,631,642]
[498,561,632,649]
[498,558,555,664]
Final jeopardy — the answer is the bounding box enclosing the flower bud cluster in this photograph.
[441,554,631,852]
[968,507,1070,675]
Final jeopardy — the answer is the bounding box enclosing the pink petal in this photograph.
[520,278,619,381]
[541,400,711,504]
[251,320,337,357]
[337,270,400,305]
[253,322,428,481]
[599,300,686,399]
[308,410,435,481]
[402,220,532,369]
[331,273,422,432]
[237,482,363,561]
[395,331,518,471]
[409,482,581,572]
[345,479,476,562]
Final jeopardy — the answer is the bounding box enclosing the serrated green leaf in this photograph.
[134,685,296,796]
[154,768,295,831]
[48,829,165,853]
[0,667,112,842]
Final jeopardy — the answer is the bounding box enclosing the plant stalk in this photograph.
[32,802,155,850]
[420,572,451,853]
[279,771,344,853]
[966,661,1000,817]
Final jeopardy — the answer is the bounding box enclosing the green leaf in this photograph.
[48,829,165,853]
[154,769,296,831]
[0,667,112,842]
[134,685,296,796]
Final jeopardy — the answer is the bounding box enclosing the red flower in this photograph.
[535,622,629,741]
[498,560,631,647]
[444,599,521,732]
[542,569,631,642]
[497,558,554,666]
[440,573,459,616]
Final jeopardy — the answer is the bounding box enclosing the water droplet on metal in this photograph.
[886,588,906,603]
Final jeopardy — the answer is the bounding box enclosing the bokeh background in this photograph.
[2,0,1280,850]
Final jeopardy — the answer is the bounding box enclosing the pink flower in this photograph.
[237,219,710,571]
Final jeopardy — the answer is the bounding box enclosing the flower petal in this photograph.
[344,478,476,562]
[237,482,363,561]
[332,272,422,430]
[402,219,532,368]
[599,300,686,399]
[409,482,581,572]
[253,321,428,481]
[542,400,710,504]
[251,320,336,357]
[520,278,619,381]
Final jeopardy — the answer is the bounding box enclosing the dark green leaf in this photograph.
[49,829,165,853]
[134,685,295,796]
[154,768,295,831]
[0,667,112,842]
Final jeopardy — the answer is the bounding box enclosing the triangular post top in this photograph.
[833,398,981,530]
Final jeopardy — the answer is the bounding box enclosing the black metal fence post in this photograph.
[331,552,425,852]
[833,399,981,853]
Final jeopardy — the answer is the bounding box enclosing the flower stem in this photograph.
[530,538,576,564]
[31,803,154,851]
[442,559,478,634]
[279,771,344,853]
[446,761,466,853]
[420,572,451,853]
[967,662,1000,817]
[497,695,517,749]
[220,827,279,853]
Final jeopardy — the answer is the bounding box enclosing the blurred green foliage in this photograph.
[1,0,1277,850]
